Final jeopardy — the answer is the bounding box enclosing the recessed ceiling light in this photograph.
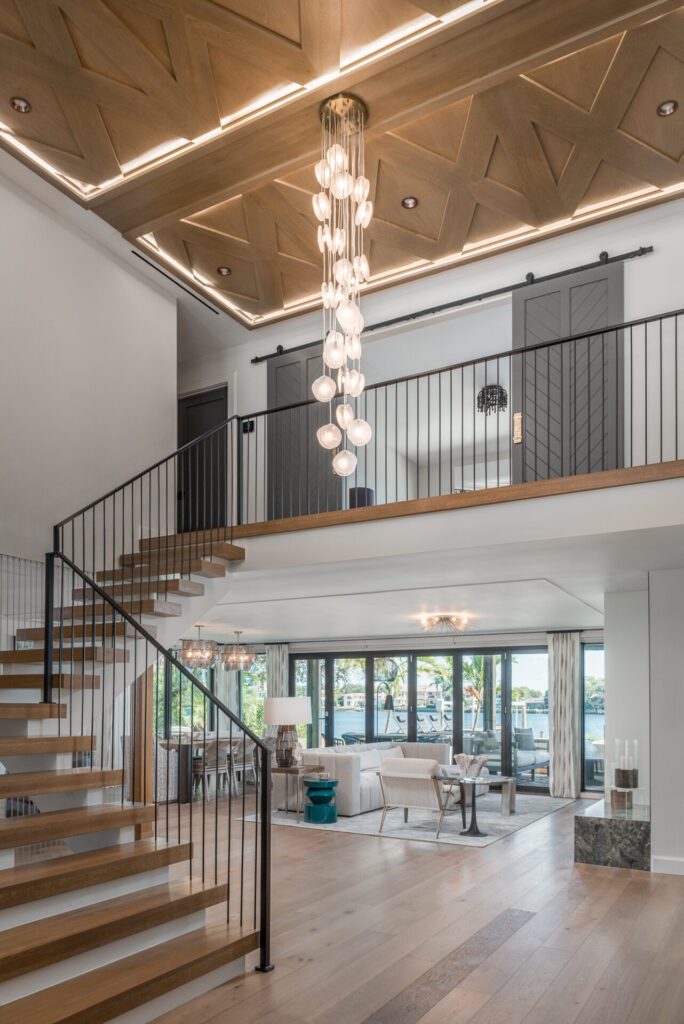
[657,99,678,117]
[401,196,419,209]
[10,96,31,114]
[217,266,232,276]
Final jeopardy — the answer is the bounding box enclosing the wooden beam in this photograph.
[91,0,681,238]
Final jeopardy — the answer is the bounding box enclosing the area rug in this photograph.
[249,793,573,848]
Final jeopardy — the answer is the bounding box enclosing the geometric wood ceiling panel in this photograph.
[1,0,683,325]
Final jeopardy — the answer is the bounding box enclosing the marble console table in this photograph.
[574,799,650,872]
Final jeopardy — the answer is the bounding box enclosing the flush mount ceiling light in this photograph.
[10,97,31,114]
[401,196,419,209]
[219,630,255,672]
[421,613,470,633]
[477,384,508,415]
[312,93,372,477]
[217,266,232,276]
[657,99,678,117]
[179,625,218,671]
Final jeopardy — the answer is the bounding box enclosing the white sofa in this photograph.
[273,741,489,817]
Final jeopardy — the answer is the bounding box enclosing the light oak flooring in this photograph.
[152,796,684,1024]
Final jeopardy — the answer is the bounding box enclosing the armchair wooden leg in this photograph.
[436,809,445,839]
[379,807,388,833]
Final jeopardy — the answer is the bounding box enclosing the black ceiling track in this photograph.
[250,246,653,364]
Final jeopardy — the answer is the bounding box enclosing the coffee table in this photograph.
[438,766,516,816]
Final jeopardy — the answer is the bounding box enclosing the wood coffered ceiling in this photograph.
[1,0,683,326]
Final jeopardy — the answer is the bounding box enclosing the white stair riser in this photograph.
[109,957,246,1024]
[0,909,208,1004]
[67,825,136,853]
[0,865,171,930]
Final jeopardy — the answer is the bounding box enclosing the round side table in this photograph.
[303,777,338,824]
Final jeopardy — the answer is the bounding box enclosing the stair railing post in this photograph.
[255,745,274,972]
[43,551,55,705]
[236,417,244,526]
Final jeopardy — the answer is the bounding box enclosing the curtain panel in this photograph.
[548,632,581,798]
[265,644,289,737]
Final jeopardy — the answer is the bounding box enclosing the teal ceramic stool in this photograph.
[303,777,338,824]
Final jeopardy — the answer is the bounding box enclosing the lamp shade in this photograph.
[263,696,312,726]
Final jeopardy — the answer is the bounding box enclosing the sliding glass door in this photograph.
[582,645,605,791]
[510,651,550,789]
[460,653,504,776]
[290,647,551,789]
[372,657,409,742]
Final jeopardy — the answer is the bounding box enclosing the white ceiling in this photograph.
[199,521,684,644]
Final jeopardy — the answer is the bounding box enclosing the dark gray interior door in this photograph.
[512,264,624,482]
[266,347,342,518]
[177,385,228,531]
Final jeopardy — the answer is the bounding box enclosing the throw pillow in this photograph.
[358,748,382,771]
[377,745,403,763]
[515,729,536,751]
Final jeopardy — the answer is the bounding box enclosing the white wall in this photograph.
[178,198,684,417]
[648,568,684,875]
[0,175,178,560]
[604,590,650,797]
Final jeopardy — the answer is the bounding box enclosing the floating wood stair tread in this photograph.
[0,674,100,691]
[17,622,144,642]
[0,802,151,850]
[0,879,226,983]
[73,578,204,601]
[0,702,66,719]
[0,735,95,758]
[102,558,226,580]
[58,599,183,619]
[0,839,191,910]
[0,767,122,798]
[4,921,258,1024]
[133,540,245,563]
[0,647,128,665]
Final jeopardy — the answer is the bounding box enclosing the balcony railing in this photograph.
[236,308,684,525]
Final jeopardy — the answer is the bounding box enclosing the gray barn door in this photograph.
[512,264,624,483]
[266,347,343,518]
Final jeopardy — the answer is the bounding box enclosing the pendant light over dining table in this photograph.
[312,93,372,476]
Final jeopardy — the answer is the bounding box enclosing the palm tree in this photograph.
[462,656,486,731]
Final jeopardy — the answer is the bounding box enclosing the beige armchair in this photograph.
[379,757,465,838]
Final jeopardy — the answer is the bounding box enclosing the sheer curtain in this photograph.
[548,632,581,798]
[265,644,289,737]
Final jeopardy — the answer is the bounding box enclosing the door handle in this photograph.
[513,413,523,444]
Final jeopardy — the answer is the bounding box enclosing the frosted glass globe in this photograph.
[311,375,336,402]
[331,171,353,200]
[347,418,372,447]
[355,200,373,228]
[335,403,354,429]
[314,158,330,187]
[337,300,363,333]
[333,258,353,287]
[346,370,365,398]
[354,254,370,281]
[312,192,330,221]
[352,175,370,203]
[345,333,362,360]
[332,449,357,477]
[323,330,346,369]
[317,224,332,253]
[317,422,342,450]
[326,144,348,172]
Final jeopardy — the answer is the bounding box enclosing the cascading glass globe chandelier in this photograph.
[311,93,373,477]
